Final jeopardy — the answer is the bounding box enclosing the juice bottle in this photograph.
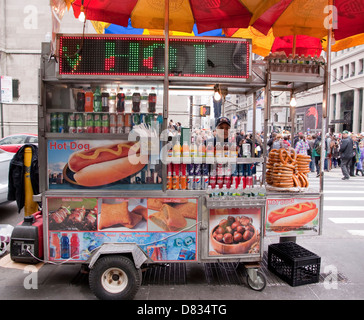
[70,233,80,259]
[173,139,181,158]
[182,141,190,158]
[215,142,223,158]
[198,143,206,157]
[206,141,214,158]
[61,233,70,259]
[190,137,197,158]
[84,87,94,112]
[51,233,60,259]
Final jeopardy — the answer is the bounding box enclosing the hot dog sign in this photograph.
[265,197,320,236]
[47,139,160,190]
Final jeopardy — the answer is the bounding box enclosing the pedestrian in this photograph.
[282,135,291,149]
[357,141,364,176]
[295,134,309,155]
[339,130,354,180]
[331,137,340,168]
[272,133,283,150]
[351,135,359,176]
[307,134,315,172]
[312,134,322,177]
[267,132,276,153]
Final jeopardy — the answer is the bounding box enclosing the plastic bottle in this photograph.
[116,87,125,112]
[182,141,190,158]
[51,233,60,259]
[215,142,223,158]
[207,185,213,199]
[60,233,70,259]
[125,88,133,113]
[76,87,85,112]
[148,87,157,113]
[190,137,197,158]
[198,143,206,158]
[140,88,148,113]
[93,86,102,112]
[167,141,173,158]
[206,141,214,158]
[70,233,80,258]
[84,87,94,112]
[224,142,229,158]
[132,87,141,113]
[173,138,181,158]
[108,88,117,113]
[101,88,109,112]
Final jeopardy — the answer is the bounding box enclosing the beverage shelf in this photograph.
[165,156,264,164]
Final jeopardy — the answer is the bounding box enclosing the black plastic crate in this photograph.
[268,242,321,287]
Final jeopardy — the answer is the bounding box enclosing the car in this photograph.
[0,149,14,204]
[0,134,38,153]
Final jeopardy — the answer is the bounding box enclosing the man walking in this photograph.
[339,130,354,180]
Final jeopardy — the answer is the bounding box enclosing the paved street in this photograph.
[0,166,363,301]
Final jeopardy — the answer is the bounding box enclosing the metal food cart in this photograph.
[34,32,326,300]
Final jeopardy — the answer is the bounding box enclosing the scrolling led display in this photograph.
[58,35,250,79]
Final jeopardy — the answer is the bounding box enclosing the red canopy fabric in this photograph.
[271,35,322,57]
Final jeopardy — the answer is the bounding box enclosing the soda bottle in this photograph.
[148,87,157,113]
[51,233,60,259]
[132,87,141,113]
[101,88,109,112]
[108,88,117,113]
[85,87,94,112]
[60,233,70,259]
[116,87,125,112]
[125,88,132,113]
[140,88,148,113]
[76,87,85,112]
[70,233,80,258]
[93,86,102,112]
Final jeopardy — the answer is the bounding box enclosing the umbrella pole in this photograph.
[292,35,296,56]
[161,0,169,192]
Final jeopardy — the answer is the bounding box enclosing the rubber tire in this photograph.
[246,270,267,291]
[89,255,141,300]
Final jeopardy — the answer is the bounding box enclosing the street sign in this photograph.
[0,76,13,103]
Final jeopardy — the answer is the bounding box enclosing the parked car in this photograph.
[0,149,14,204]
[0,134,38,153]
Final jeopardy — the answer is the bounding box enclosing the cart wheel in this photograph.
[89,255,141,300]
[246,270,266,291]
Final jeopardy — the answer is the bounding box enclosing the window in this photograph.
[274,113,279,122]
[350,62,355,77]
[333,69,337,82]
[339,66,343,80]
[12,79,19,99]
[359,59,364,75]
[344,64,349,78]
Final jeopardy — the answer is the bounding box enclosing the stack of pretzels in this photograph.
[266,148,310,189]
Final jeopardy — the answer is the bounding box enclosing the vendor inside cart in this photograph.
[215,117,231,144]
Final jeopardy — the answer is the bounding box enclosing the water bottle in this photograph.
[140,88,148,113]
[125,88,132,113]
[108,88,117,113]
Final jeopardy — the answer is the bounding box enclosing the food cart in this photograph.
[35,31,326,300]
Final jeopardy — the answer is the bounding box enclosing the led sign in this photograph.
[58,35,250,79]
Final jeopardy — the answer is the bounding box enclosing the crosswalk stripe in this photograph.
[329,218,364,223]
[324,197,364,201]
[348,230,364,236]
[324,206,364,211]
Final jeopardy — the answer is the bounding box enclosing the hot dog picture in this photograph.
[267,201,318,233]
[67,141,148,187]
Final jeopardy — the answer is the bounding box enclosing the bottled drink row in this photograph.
[75,86,157,113]
[50,111,163,134]
[264,51,325,74]
[166,162,258,191]
[167,138,251,159]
